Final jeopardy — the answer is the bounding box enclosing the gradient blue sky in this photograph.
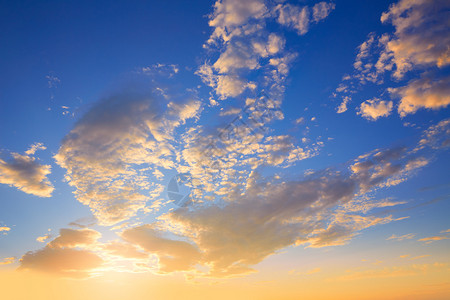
[0,0,449,298]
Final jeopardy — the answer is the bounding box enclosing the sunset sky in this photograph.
[0,0,449,299]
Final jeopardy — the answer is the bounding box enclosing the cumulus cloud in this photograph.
[357,98,393,121]
[380,0,450,78]
[391,76,450,117]
[200,0,334,100]
[19,228,103,278]
[0,143,53,197]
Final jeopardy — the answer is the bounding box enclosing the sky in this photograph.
[0,0,449,299]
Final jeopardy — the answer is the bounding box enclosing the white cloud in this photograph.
[357,98,393,121]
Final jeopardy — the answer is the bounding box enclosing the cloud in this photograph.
[0,257,15,265]
[380,0,450,78]
[337,96,351,114]
[219,107,241,116]
[47,228,101,249]
[36,234,51,243]
[418,236,449,243]
[45,75,60,88]
[55,88,202,225]
[333,0,450,117]
[276,2,335,35]
[113,119,447,278]
[358,98,393,121]
[312,2,335,23]
[153,163,405,276]
[200,0,334,100]
[0,226,11,234]
[414,118,450,152]
[276,4,310,35]
[391,76,450,117]
[0,144,54,197]
[387,233,415,241]
[101,240,148,259]
[19,247,103,278]
[121,225,201,273]
[19,228,103,278]
[400,254,431,260]
[417,228,450,244]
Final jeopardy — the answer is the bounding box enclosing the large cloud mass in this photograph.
[55,89,202,225]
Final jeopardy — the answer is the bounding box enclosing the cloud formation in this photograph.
[19,228,103,278]
[334,0,450,118]
[0,143,53,197]
[380,0,450,78]
[55,87,202,225]
[391,76,450,117]
[418,229,450,244]
[358,98,393,121]
[120,136,438,277]
[199,0,335,101]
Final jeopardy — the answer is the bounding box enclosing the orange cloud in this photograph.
[19,228,103,278]
[0,144,53,197]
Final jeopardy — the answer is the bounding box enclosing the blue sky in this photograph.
[0,0,449,298]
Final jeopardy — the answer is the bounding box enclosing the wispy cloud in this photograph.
[387,233,415,241]
[0,257,15,265]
